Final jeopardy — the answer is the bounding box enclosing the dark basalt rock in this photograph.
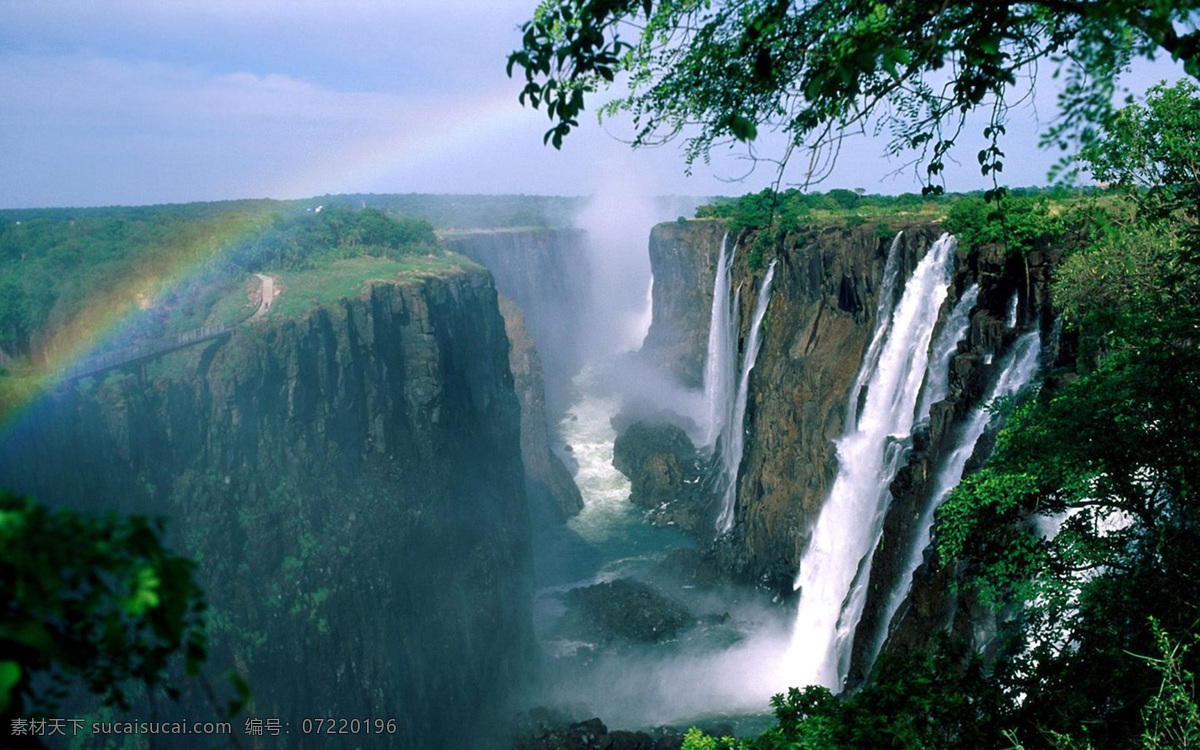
[612,419,709,534]
[0,268,534,750]
[557,578,694,646]
[441,228,593,417]
[641,220,728,388]
[509,711,685,750]
[645,218,1063,677]
[501,296,584,521]
[507,708,736,750]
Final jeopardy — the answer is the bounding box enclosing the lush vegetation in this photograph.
[0,492,248,726]
[693,185,1078,268]
[0,205,439,369]
[682,79,1200,750]
[267,254,477,319]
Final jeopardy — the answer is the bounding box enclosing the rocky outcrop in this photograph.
[611,420,708,533]
[501,296,584,521]
[510,714,688,750]
[442,228,592,410]
[0,268,535,749]
[557,578,694,646]
[641,220,727,388]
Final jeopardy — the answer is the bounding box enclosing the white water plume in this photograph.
[702,234,738,448]
[716,259,778,533]
[573,168,661,357]
[787,233,957,690]
[542,590,795,729]
[865,330,1042,673]
[846,232,905,425]
[1006,290,1020,329]
[916,284,979,422]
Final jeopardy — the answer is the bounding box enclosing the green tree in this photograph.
[681,637,1009,749]
[0,492,240,725]
[510,0,1199,193]
[1080,79,1200,223]
[933,81,1200,747]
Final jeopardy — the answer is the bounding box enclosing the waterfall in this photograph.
[716,259,778,533]
[864,330,1042,673]
[629,273,655,352]
[916,284,979,422]
[787,233,957,690]
[702,235,737,448]
[846,232,905,425]
[1006,290,1019,328]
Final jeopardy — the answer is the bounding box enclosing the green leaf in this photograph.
[728,114,758,141]
[0,661,20,714]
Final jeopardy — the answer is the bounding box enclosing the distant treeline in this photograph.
[0,193,591,231]
[694,184,1096,233]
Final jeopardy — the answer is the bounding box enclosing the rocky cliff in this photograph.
[0,267,535,749]
[442,228,591,521]
[643,217,1056,674]
[500,296,584,521]
[441,228,592,409]
[644,221,940,588]
[732,225,948,589]
[642,220,728,388]
[857,239,1062,677]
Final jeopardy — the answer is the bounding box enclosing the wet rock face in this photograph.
[501,296,585,521]
[0,269,535,750]
[612,420,709,533]
[859,237,1064,675]
[641,220,727,388]
[721,224,943,590]
[557,578,695,646]
[642,221,946,589]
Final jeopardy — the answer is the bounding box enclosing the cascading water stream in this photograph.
[716,259,778,533]
[846,232,905,425]
[703,235,738,448]
[916,284,979,422]
[624,273,656,353]
[786,233,957,690]
[864,330,1042,673]
[1006,290,1020,328]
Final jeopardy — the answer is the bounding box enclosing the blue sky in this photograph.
[0,1,1188,208]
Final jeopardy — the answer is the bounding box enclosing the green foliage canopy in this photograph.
[0,492,209,718]
[1080,79,1200,223]
[933,80,1200,745]
[510,0,1200,193]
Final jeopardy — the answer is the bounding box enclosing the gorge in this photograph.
[0,196,1062,747]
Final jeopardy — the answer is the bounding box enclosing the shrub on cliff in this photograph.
[943,195,1062,255]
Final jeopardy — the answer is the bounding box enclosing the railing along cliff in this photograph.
[57,277,269,381]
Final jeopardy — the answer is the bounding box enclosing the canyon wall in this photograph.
[501,296,584,521]
[861,239,1062,677]
[0,268,534,749]
[441,228,592,401]
[642,220,728,388]
[442,229,590,520]
[644,221,940,588]
[643,220,1052,639]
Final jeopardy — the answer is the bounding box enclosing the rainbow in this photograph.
[0,90,534,433]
